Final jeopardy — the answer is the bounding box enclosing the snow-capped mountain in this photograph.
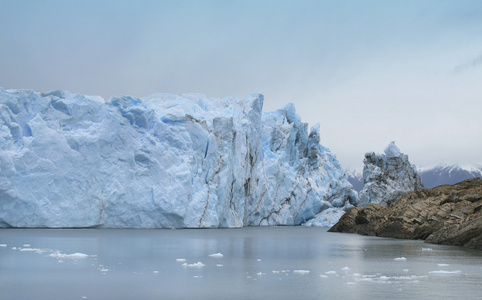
[418,165,482,189]
[0,88,357,228]
[346,169,363,192]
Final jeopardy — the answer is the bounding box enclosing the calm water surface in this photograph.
[1,227,481,299]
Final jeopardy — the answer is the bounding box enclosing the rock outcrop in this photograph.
[329,178,482,250]
[358,141,424,206]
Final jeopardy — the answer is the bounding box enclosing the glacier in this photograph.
[0,88,358,228]
[358,141,424,206]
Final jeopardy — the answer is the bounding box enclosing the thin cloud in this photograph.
[454,53,482,73]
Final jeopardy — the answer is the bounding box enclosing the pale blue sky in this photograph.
[1,0,481,169]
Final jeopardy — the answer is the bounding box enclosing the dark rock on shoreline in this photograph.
[329,178,482,250]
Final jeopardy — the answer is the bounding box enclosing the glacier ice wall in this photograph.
[0,88,357,228]
[358,141,424,206]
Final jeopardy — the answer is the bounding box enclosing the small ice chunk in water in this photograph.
[294,270,310,275]
[320,275,328,278]
[257,259,262,262]
[394,257,407,261]
[422,247,432,251]
[437,263,449,267]
[257,272,263,276]
[186,262,205,268]
[209,253,223,258]
[429,270,461,275]
[325,271,337,274]
[216,264,223,267]
[403,269,409,272]
[23,244,31,247]
[0,244,7,247]
[176,258,187,262]
[272,270,280,274]
[65,253,88,259]
[49,252,89,259]
[342,266,350,271]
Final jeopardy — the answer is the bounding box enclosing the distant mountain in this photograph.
[346,169,364,192]
[347,164,482,191]
[418,165,482,189]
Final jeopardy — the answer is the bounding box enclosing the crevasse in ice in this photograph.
[0,89,357,228]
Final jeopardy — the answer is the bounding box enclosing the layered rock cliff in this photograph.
[0,88,357,228]
[358,142,424,206]
[329,178,482,250]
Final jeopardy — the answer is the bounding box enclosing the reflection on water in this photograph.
[0,227,481,299]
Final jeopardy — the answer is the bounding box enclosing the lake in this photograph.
[1,227,481,299]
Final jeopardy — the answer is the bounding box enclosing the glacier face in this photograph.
[0,88,357,228]
[358,142,424,206]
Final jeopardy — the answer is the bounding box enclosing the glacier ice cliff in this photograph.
[358,141,424,206]
[0,88,357,228]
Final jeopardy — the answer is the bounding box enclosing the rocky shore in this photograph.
[329,178,482,250]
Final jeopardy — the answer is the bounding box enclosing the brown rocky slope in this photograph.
[329,178,482,250]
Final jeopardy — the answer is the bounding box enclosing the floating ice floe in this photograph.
[183,262,205,268]
[176,258,187,262]
[429,270,461,275]
[325,271,337,274]
[394,257,407,261]
[153,271,159,274]
[0,244,7,247]
[49,252,90,259]
[437,263,449,267]
[422,247,432,251]
[19,248,45,254]
[208,253,223,258]
[216,264,223,267]
[294,270,310,275]
[342,266,350,271]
